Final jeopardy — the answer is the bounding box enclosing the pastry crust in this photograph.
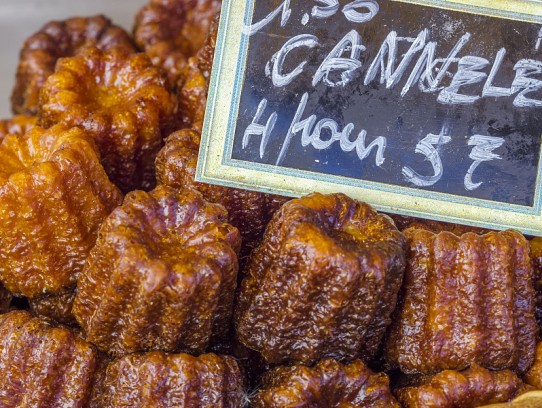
[385,228,537,375]
[73,185,241,355]
[253,358,400,407]
[524,342,542,390]
[39,47,177,192]
[236,193,406,364]
[0,310,103,407]
[94,351,244,407]
[0,124,122,297]
[177,13,218,131]
[155,129,288,255]
[12,15,136,115]
[134,0,221,84]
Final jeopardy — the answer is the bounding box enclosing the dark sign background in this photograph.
[232,0,542,206]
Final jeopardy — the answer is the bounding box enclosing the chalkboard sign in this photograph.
[197,0,542,235]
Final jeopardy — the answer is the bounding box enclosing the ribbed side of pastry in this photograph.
[0,310,102,407]
[156,129,288,254]
[134,0,221,84]
[396,364,528,408]
[73,186,241,355]
[0,125,123,297]
[386,228,536,375]
[253,358,400,407]
[38,47,177,192]
[94,351,243,407]
[236,193,406,365]
[12,15,135,116]
[177,13,218,131]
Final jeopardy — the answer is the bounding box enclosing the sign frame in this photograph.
[197,0,542,236]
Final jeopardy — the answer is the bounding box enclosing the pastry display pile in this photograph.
[0,1,542,407]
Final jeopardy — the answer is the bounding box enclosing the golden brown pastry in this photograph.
[177,13,218,130]
[93,351,243,407]
[253,358,400,407]
[0,115,37,141]
[0,310,103,407]
[396,364,530,408]
[524,342,542,390]
[38,47,177,192]
[0,125,122,297]
[29,291,77,326]
[12,15,136,116]
[134,0,221,84]
[73,185,241,356]
[155,129,288,255]
[235,193,406,365]
[386,228,537,375]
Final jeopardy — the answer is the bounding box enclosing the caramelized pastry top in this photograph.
[0,124,122,297]
[39,47,177,192]
[73,185,241,355]
[254,358,400,407]
[0,115,37,141]
[396,364,529,408]
[156,129,288,255]
[12,15,135,115]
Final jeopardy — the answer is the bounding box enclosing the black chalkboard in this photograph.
[231,0,542,207]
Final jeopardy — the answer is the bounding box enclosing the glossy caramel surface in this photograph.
[386,228,537,375]
[38,47,177,192]
[12,15,135,116]
[177,13,218,131]
[0,124,122,297]
[396,364,530,408]
[236,192,406,364]
[0,310,103,407]
[0,115,37,141]
[134,0,221,84]
[73,185,241,356]
[254,358,400,407]
[94,351,243,407]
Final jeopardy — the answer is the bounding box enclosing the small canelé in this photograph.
[39,47,177,192]
[253,358,400,407]
[0,310,103,407]
[385,227,537,375]
[156,128,288,256]
[236,193,406,365]
[73,185,241,356]
[12,15,136,115]
[396,364,532,408]
[0,124,122,297]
